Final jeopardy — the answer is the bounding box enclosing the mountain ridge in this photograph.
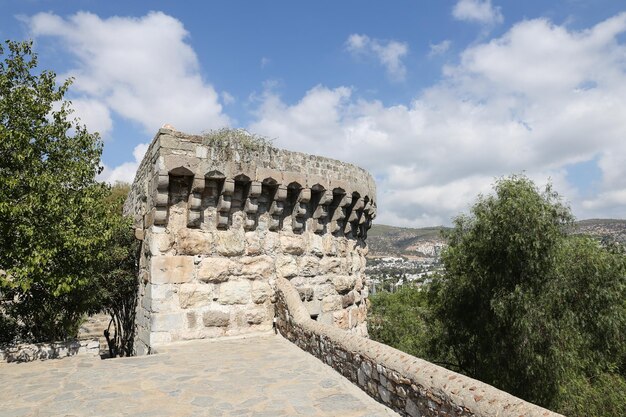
[368,219,626,258]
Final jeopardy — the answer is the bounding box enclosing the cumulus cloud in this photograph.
[453,0,503,25]
[251,13,626,226]
[28,11,229,134]
[346,34,408,81]
[99,143,149,184]
[429,40,452,57]
[67,98,113,137]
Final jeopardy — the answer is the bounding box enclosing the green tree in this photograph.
[369,286,430,357]
[99,183,139,357]
[0,40,110,342]
[432,175,626,415]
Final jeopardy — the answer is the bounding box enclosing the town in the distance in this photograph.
[365,219,626,294]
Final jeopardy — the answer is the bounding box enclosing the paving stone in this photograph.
[0,335,397,417]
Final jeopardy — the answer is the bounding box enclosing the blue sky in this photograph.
[1,0,625,226]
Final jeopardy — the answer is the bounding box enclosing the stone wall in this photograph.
[274,277,563,417]
[0,339,100,363]
[125,128,376,355]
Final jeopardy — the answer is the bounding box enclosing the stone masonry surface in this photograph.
[275,277,565,417]
[0,334,398,417]
[0,339,99,363]
[125,128,376,354]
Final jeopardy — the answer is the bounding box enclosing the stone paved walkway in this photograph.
[0,334,398,417]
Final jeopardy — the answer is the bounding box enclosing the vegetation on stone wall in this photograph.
[99,183,139,358]
[202,127,274,151]
[369,175,626,416]
[0,41,138,354]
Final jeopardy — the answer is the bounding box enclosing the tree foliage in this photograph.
[0,40,110,342]
[369,175,626,416]
[369,286,430,357]
[99,183,139,358]
[433,175,626,414]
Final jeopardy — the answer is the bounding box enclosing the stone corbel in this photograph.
[359,200,375,239]
[244,181,262,230]
[312,190,333,234]
[217,178,234,229]
[153,174,169,226]
[269,185,287,231]
[330,194,351,235]
[292,188,310,232]
[344,197,364,236]
[187,176,205,228]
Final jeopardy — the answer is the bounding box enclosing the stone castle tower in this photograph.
[125,128,376,354]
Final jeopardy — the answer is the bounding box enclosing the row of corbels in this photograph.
[151,174,376,237]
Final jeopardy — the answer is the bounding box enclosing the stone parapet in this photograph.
[126,129,376,354]
[0,338,100,363]
[274,277,563,417]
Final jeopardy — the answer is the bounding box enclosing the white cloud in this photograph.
[28,11,229,134]
[222,91,235,105]
[453,0,503,25]
[28,11,231,188]
[251,13,626,226]
[67,98,113,137]
[99,143,149,184]
[429,40,451,57]
[346,34,408,81]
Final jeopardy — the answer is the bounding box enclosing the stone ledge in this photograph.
[0,338,100,363]
[274,277,563,417]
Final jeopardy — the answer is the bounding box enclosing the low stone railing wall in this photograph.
[274,277,563,417]
[0,338,100,363]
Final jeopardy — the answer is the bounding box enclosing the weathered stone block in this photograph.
[150,283,175,299]
[251,281,273,304]
[151,256,194,284]
[218,280,250,305]
[148,232,173,255]
[280,235,304,255]
[322,234,337,256]
[202,309,230,327]
[186,312,197,328]
[262,232,278,254]
[151,313,184,332]
[332,275,356,294]
[354,276,363,291]
[336,238,350,257]
[150,332,172,345]
[245,232,262,255]
[320,257,343,274]
[178,283,213,309]
[216,230,245,256]
[298,256,319,277]
[244,307,266,325]
[239,255,274,279]
[342,291,356,308]
[151,296,179,313]
[333,310,349,329]
[276,255,297,278]
[304,299,321,317]
[314,283,336,300]
[198,257,232,283]
[305,233,324,256]
[298,286,314,301]
[177,229,214,255]
[322,295,342,312]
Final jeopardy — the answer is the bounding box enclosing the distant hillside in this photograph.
[367,224,449,257]
[368,219,626,258]
[572,218,626,244]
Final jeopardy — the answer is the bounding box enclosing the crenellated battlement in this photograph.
[126,128,377,354]
[126,128,376,238]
